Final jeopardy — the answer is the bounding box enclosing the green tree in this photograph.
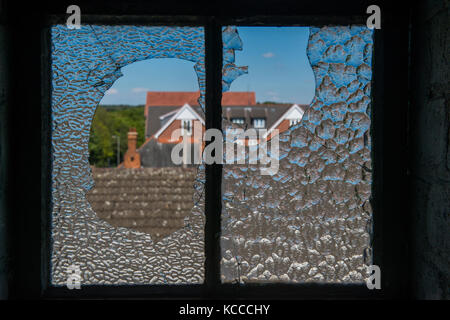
[89,105,145,167]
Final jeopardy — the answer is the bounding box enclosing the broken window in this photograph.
[50,21,374,289]
[50,24,247,286]
[221,26,374,284]
[51,25,208,285]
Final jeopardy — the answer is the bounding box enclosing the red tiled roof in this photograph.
[145,91,256,117]
[146,91,200,107]
[223,91,256,106]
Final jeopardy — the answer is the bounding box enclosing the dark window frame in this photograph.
[6,0,410,300]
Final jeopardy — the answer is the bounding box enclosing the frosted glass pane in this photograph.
[50,25,209,285]
[51,25,247,286]
[221,26,374,283]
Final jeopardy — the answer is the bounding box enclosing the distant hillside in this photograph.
[89,105,145,167]
[101,104,144,111]
[257,101,293,105]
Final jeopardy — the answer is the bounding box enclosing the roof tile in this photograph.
[145,91,256,109]
[87,167,197,242]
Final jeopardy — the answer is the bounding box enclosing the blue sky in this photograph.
[100,27,315,105]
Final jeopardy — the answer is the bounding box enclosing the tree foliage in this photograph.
[88,105,145,167]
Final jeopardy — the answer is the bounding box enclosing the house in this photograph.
[264,103,305,140]
[134,91,307,168]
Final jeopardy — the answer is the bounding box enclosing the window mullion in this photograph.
[204,17,223,296]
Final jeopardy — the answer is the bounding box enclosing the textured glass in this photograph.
[221,26,374,283]
[51,25,245,285]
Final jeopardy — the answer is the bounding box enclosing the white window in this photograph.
[231,118,245,125]
[181,119,192,136]
[252,118,266,128]
[289,118,301,126]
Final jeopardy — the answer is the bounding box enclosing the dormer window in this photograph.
[231,117,245,125]
[252,118,266,129]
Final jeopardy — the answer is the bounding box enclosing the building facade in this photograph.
[124,91,306,168]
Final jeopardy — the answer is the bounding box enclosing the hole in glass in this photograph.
[87,58,202,243]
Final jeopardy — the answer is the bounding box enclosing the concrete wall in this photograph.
[410,0,449,299]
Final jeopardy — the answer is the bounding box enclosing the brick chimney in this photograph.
[124,128,141,168]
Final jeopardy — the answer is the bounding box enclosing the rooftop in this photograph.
[87,167,197,242]
[145,91,256,108]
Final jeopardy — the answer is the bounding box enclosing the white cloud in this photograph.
[131,87,149,93]
[262,52,275,58]
[105,88,118,95]
[267,91,279,98]
[266,91,280,101]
